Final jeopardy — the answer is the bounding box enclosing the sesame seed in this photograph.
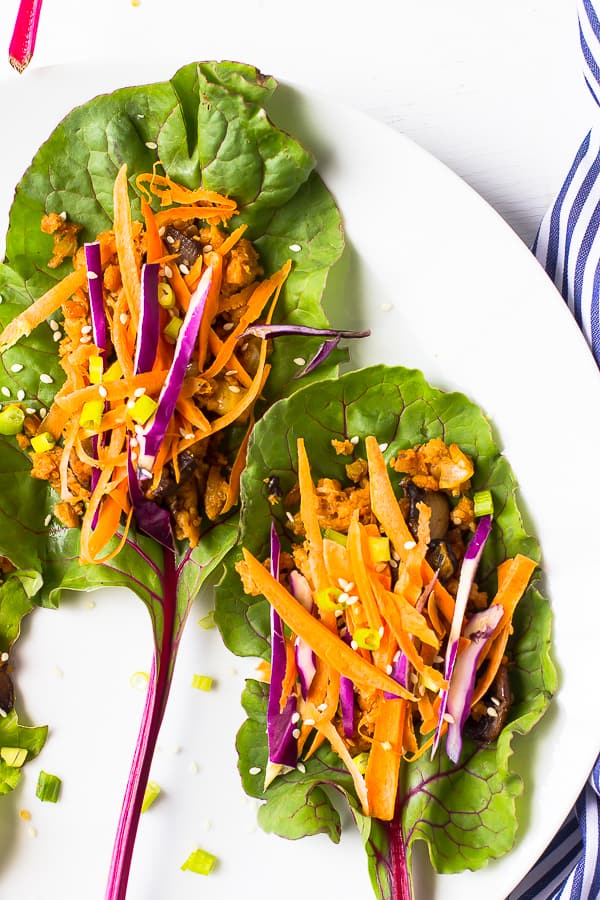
[164,265,173,278]
[184,433,194,440]
[433,655,444,664]
[127,400,135,409]
[291,712,300,724]
[87,271,98,280]
[145,141,158,150]
[59,211,67,220]
[53,332,62,342]
[403,540,416,550]
[297,762,306,774]
[225,369,238,376]
[228,384,241,393]
[338,592,350,605]
[203,243,213,253]
[0,708,7,718]
[10,363,23,373]
[137,113,145,119]
[490,696,501,706]
[389,559,398,568]
[289,243,302,252]
[1,387,10,398]
[410,672,418,685]
[0,295,3,304]
[443,713,455,724]
[378,626,385,637]
[27,826,37,839]
[380,303,394,312]
[381,741,392,751]
[81,324,92,334]
[49,320,59,331]
[119,313,128,325]
[350,640,358,650]
[334,609,343,618]
[158,226,165,236]
[80,335,92,344]
[378,442,388,452]
[190,761,200,774]
[393,650,401,662]
[292,728,301,739]
[385,664,393,675]
[165,235,175,244]
[240,342,249,352]
[16,390,25,401]
[130,437,138,448]
[249,766,261,776]
[40,373,53,384]
[44,514,52,527]
[98,386,108,399]
[350,435,360,445]
[346,595,358,605]
[418,684,426,696]
[39,407,47,417]
[25,407,36,415]
[134,387,146,397]
[317,702,328,712]
[293,357,306,366]
[0,652,8,662]
[286,511,295,523]
[338,578,354,592]
[179,264,190,275]
[303,718,315,727]
[486,707,498,718]
[222,322,235,331]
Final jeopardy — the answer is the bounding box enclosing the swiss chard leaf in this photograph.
[0,60,345,891]
[215,364,557,897]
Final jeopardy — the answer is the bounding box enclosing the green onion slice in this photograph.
[181,847,217,876]
[36,770,62,803]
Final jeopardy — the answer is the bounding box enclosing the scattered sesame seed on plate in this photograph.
[380,303,394,312]
[39,374,53,384]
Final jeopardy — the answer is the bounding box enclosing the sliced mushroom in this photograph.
[0,664,14,714]
[405,481,450,541]
[464,663,511,744]
[164,225,203,269]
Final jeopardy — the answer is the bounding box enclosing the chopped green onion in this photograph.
[192,674,213,692]
[158,283,176,309]
[0,747,28,767]
[197,611,216,630]
[36,770,62,803]
[352,627,381,651]
[322,527,347,547]
[473,489,494,518]
[181,847,217,876]
[104,360,123,382]
[141,780,161,812]
[79,400,104,430]
[129,394,158,425]
[164,316,183,342]
[0,405,25,436]
[352,751,370,775]
[88,355,104,384]
[30,432,56,453]
[315,586,343,612]
[367,535,390,563]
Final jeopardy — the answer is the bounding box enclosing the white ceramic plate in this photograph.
[1,62,599,900]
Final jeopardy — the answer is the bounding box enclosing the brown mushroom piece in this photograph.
[0,663,14,714]
[464,663,511,744]
[144,450,197,504]
[405,481,450,540]
[164,225,203,269]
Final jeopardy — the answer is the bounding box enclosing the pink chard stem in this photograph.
[104,546,177,900]
[9,0,43,72]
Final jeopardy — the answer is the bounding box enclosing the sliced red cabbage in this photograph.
[267,523,298,768]
[384,571,438,700]
[339,629,356,738]
[84,241,107,353]
[445,604,504,763]
[126,445,174,551]
[134,264,160,375]
[294,337,341,379]
[239,324,370,341]
[289,571,316,699]
[138,266,212,471]
[432,514,492,758]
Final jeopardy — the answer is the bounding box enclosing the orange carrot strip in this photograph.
[197,251,222,370]
[141,197,164,263]
[242,549,414,700]
[221,414,254,515]
[0,236,116,352]
[202,261,291,380]
[365,698,406,821]
[174,397,211,433]
[88,490,130,561]
[217,223,248,257]
[58,419,79,500]
[365,436,455,622]
[279,637,298,713]
[55,370,169,414]
[308,714,369,815]
[346,514,383,631]
[206,328,252,388]
[154,206,237,227]
[113,164,141,332]
[135,173,237,210]
[201,350,269,440]
[111,291,135,378]
[297,436,329,595]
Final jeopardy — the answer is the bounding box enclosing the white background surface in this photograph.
[0,3,598,899]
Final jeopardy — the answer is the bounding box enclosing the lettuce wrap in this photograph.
[215,363,557,899]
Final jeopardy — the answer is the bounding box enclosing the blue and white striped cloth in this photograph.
[509,1,600,897]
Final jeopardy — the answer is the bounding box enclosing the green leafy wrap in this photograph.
[0,60,344,795]
[214,363,557,898]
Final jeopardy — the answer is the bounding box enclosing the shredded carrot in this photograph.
[365,697,406,821]
[135,172,237,211]
[242,549,414,700]
[197,251,222,370]
[220,414,254,515]
[113,165,141,332]
[140,197,164,263]
[297,437,329,594]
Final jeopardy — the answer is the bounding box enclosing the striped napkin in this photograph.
[509,1,600,897]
